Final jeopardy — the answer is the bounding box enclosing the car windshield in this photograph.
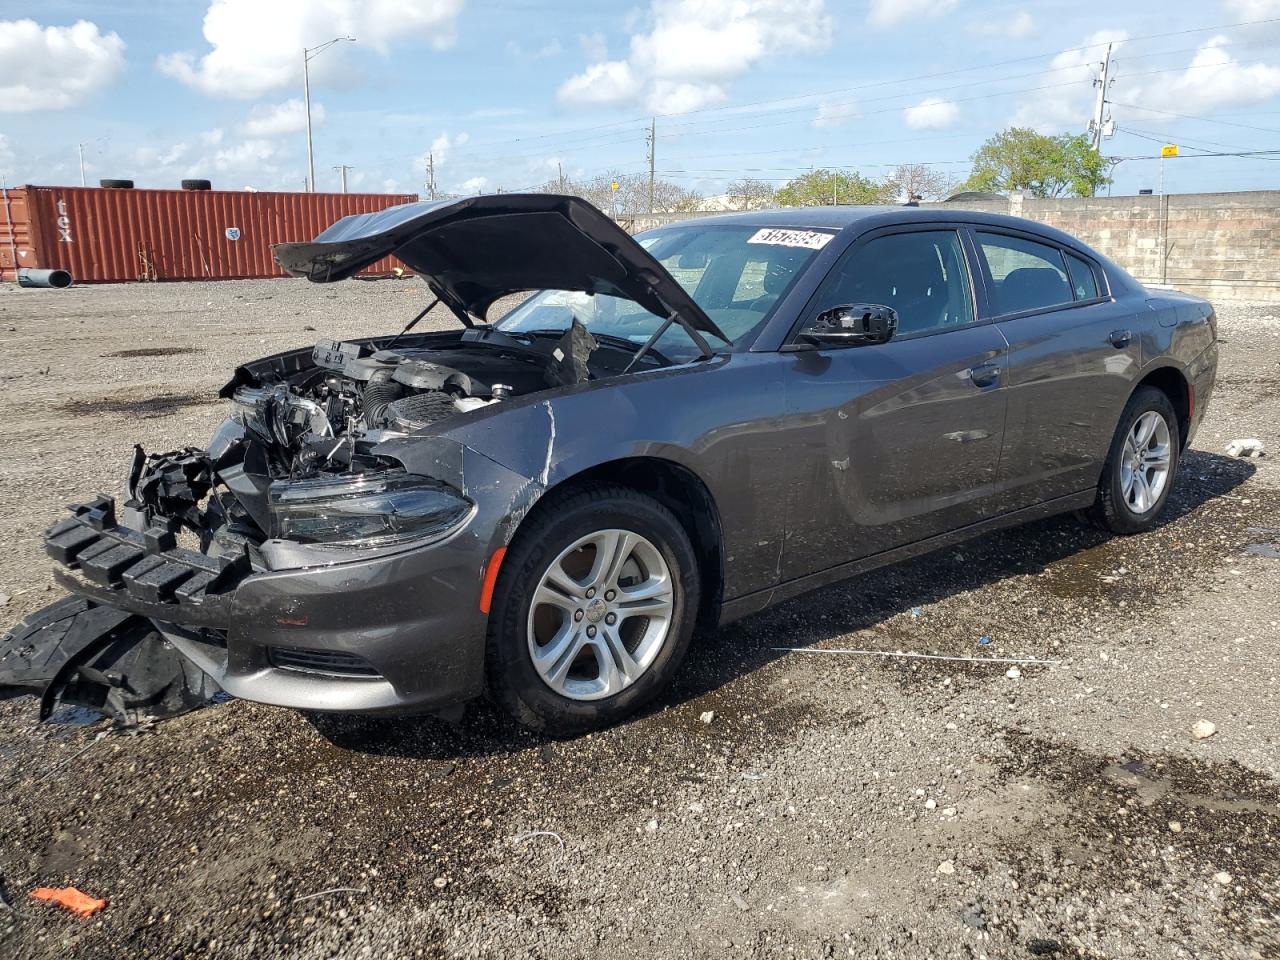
[494,223,831,361]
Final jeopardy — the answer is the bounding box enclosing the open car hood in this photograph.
[273,194,727,343]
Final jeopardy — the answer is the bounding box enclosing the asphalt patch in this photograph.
[104,347,205,358]
[59,391,215,418]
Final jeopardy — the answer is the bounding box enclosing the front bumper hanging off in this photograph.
[45,494,246,627]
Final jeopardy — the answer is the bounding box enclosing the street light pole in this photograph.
[303,51,314,192]
[303,36,355,193]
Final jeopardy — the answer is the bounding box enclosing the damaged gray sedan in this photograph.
[1,195,1217,734]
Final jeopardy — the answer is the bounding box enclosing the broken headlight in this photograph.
[268,470,471,546]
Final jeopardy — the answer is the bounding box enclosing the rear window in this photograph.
[1064,252,1100,300]
[977,232,1074,315]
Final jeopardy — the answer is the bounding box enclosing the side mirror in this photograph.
[799,303,898,347]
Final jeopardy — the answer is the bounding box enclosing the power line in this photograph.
[1108,101,1280,135]
[365,14,1280,169]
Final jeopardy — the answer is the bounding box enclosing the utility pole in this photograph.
[333,164,352,193]
[1090,42,1114,153]
[425,153,436,200]
[646,117,656,213]
[558,161,566,193]
[77,144,86,187]
[303,36,356,193]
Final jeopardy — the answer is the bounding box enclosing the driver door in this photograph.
[781,226,1009,580]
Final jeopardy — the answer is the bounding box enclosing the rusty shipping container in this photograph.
[0,185,419,284]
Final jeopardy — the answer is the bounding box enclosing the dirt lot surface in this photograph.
[1,278,1278,960]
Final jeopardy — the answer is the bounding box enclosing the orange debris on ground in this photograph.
[30,886,108,917]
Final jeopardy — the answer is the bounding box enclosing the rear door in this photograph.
[975,229,1142,511]
[781,226,1009,580]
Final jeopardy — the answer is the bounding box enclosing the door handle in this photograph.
[968,363,1001,387]
[1108,329,1133,348]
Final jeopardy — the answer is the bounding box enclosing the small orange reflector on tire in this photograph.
[479,546,507,615]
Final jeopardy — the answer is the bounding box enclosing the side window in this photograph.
[977,232,1074,315]
[810,230,974,337]
[1064,252,1100,301]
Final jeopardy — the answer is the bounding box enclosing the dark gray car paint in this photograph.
[30,205,1218,715]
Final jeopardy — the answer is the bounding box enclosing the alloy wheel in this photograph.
[527,529,674,701]
[1120,410,1172,514]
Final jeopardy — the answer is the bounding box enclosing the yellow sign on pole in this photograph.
[1161,144,1179,158]
[610,180,620,191]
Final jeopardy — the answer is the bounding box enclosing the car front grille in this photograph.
[268,647,381,679]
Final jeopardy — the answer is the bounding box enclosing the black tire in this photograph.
[99,178,134,189]
[181,178,212,191]
[1087,385,1181,534]
[486,486,700,736]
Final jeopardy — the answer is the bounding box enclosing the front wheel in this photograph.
[1087,385,1181,534]
[486,486,699,736]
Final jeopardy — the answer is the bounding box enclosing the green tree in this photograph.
[962,128,1114,198]
[775,169,892,207]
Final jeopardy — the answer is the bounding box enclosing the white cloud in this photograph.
[212,138,281,171]
[578,31,609,63]
[558,0,831,114]
[1009,29,1126,133]
[558,60,642,105]
[158,0,464,98]
[904,97,960,129]
[1223,0,1280,18]
[460,175,488,192]
[868,0,957,29]
[1127,35,1280,115]
[814,99,857,128]
[970,10,1034,39]
[505,38,563,61]
[242,98,319,137]
[0,133,13,169]
[429,131,470,165]
[0,19,125,112]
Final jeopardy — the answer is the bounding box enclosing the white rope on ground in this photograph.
[770,647,1060,665]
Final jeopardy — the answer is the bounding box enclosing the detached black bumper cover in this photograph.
[45,494,247,628]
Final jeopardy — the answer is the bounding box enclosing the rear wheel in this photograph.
[486,486,699,735]
[1087,386,1180,534]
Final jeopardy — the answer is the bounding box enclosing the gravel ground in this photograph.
[0,279,1278,960]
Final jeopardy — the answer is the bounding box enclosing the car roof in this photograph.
[661,205,1093,250]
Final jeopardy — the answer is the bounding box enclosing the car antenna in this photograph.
[385,296,441,350]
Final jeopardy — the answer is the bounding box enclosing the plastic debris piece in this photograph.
[293,887,366,903]
[911,608,921,619]
[699,710,716,725]
[978,636,992,646]
[513,830,565,849]
[1006,666,1022,679]
[30,886,107,917]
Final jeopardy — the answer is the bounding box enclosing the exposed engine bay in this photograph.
[122,320,654,565]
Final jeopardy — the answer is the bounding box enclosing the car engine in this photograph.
[227,336,553,480]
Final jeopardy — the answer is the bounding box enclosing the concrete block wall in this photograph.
[938,191,1280,303]
[624,191,1280,303]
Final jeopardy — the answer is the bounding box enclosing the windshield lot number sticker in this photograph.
[747,228,833,250]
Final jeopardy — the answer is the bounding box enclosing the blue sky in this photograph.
[2,0,1280,199]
